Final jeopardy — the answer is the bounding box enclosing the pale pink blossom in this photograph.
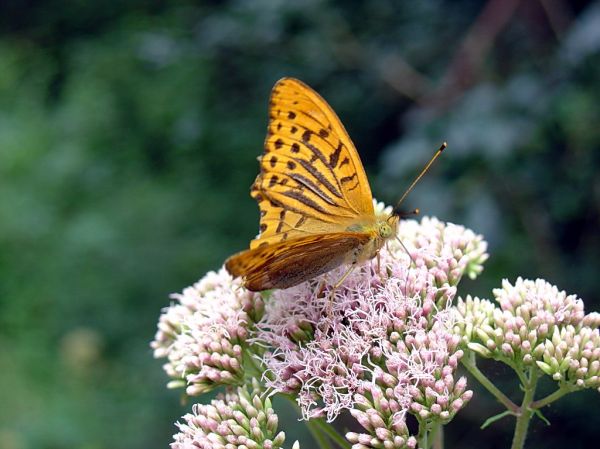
[172,380,295,449]
[155,211,488,448]
[454,278,600,392]
[254,214,485,446]
[151,268,264,394]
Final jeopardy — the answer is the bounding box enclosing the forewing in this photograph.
[225,232,371,291]
[251,78,375,249]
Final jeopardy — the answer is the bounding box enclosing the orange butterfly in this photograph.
[226,78,444,291]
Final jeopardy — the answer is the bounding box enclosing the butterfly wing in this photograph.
[226,232,372,291]
[250,77,376,249]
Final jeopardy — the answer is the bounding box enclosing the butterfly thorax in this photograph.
[345,213,399,263]
[345,213,398,236]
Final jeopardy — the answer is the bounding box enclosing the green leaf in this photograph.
[533,409,551,426]
[481,411,515,429]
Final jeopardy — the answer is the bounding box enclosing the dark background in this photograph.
[1,1,599,448]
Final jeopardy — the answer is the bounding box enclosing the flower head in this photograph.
[172,379,297,449]
[454,278,600,391]
[152,268,264,395]
[253,215,484,445]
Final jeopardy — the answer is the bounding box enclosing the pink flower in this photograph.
[155,211,486,448]
[454,278,600,392]
[253,215,482,445]
[151,268,264,395]
[172,380,294,449]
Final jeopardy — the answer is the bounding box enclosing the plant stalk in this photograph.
[306,420,333,449]
[283,395,350,449]
[510,367,539,449]
[312,419,352,449]
[461,355,519,413]
[530,384,573,409]
[417,417,429,449]
[431,423,444,449]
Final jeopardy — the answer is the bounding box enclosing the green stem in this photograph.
[242,347,265,381]
[306,420,332,449]
[510,367,539,449]
[431,423,443,449]
[282,395,350,449]
[461,354,519,413]
[312,418,352,449]
[507,360,529,388]
[530,384,573,410]
[417,417,429,449]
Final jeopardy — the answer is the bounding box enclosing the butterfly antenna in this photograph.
[392,142,446,216]
[395,236,416,265]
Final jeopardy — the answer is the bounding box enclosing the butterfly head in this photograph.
[379,214,399,240]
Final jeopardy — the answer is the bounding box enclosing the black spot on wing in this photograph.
[295,215,307,228]
[329,142,342,168]
[340,173,357,184]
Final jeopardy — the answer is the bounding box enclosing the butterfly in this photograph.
[225,77,444,291]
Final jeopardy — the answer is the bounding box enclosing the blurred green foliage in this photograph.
[1,1,598,448]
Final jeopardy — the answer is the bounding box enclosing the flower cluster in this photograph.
[253,215,486,447]
[397,216,488,289]
[346,322,472,449]
[172,379,297,449]
[151,268,264,395]
[153,210,488,448]
[454,277,600,391]
[153,200,600,449]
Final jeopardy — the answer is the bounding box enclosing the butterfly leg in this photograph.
[333,263,356,290]
[381,244,399,282]
[385,241,395,260]
[324,264,357,320]
[375,250,390,282]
